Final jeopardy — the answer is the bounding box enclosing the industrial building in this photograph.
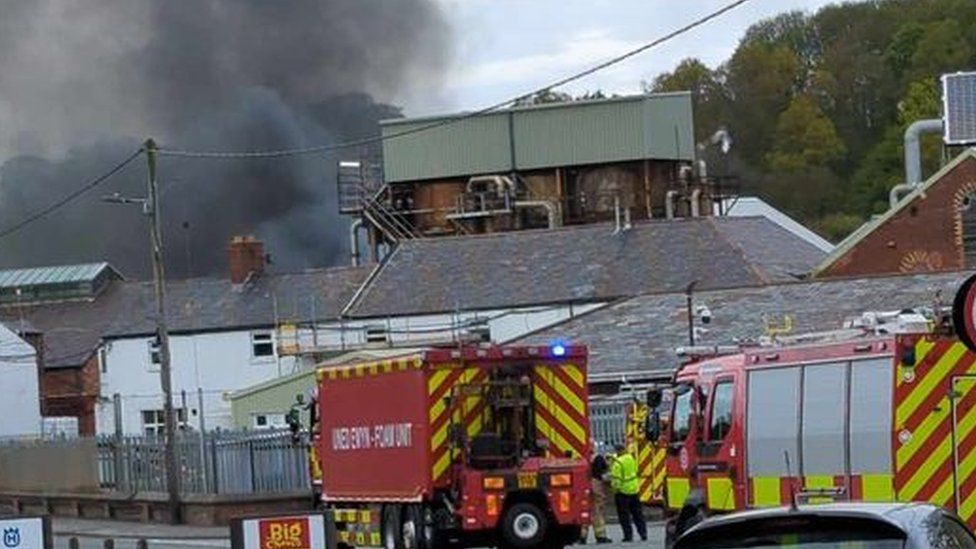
[341,93,731,264]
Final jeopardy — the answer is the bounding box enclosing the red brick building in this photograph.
[815,149,976,278]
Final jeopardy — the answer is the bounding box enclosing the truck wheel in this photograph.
[501,503,548,549]
[383,504,405,549]
[402,504,430,549]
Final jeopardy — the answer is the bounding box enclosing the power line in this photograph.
[157,0,753,160]
[0,148,145,241]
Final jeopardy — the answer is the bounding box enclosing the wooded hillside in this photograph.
[651,0,976,240]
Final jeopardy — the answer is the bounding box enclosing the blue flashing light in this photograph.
[551,343,567,357]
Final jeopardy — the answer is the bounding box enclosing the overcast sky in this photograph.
[403,0,840,115]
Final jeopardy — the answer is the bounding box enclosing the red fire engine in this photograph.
[313,344,591,549]
[647,305,976,539]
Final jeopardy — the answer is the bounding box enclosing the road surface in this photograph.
[53,522,667,549]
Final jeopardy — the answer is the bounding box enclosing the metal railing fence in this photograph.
[95,428,310,495]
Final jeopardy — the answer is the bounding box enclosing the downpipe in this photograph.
[892,118,943,208]
[349,218,364,267]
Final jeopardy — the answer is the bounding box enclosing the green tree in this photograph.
[766,96,846,172]
[648,58,724,141]
[724,43,803,166]
[907,20,974,82]
[848,78,942,214]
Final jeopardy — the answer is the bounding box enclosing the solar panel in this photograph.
[943,72,976,145]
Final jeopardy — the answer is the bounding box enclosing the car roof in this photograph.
[681,502,940,537]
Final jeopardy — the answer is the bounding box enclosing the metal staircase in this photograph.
[360,185,421,243]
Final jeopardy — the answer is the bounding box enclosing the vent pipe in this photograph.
[514,200,559,229]
[890,118,943,208]
[349,218,365,267]
[665,190,679,219]
[690,189,702,218]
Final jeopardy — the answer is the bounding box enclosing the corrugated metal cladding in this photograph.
[381,92,694,183]
[0,262,114,289]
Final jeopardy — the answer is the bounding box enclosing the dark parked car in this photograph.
[673,503,976,548]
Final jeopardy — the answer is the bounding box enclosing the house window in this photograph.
[147,339,161,370]
[253,413,287,430]
[251,331,274,358]
[365,325,389,344]
[141,408,187,435]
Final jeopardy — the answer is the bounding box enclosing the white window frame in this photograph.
[252,412,287,430]
[365,325,389,345]
[147,339,161,372]
[251,331,275,360]
[142,408,186,435]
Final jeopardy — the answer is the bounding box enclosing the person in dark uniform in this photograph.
[580,440,612,544]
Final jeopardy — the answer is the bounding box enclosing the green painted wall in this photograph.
[381,92,694,183]
[230,370,316,429]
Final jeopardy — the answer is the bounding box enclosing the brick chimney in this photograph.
[227,235,265,284]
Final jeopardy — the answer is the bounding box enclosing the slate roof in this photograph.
[0,266,370,369]
[344,216,827,318]
[518,270,968,380]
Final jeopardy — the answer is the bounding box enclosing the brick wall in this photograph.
[40,354,99,435]
[819,155,976,278]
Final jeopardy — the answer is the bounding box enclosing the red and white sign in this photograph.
[954,273,976,352]
[236,515,327,549]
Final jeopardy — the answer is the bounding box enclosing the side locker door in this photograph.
[698,377,739,512]
[746,367,801,508]
[800,362,850,502]
[952,375,976,529]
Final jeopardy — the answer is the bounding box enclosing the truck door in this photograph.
[698,377,740,512]
[665,385,701,510]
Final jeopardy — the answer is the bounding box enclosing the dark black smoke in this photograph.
[0,1,448,278]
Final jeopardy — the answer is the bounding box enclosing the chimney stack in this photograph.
[227,236,265,284]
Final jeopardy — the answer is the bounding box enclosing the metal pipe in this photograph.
[665,190,679,219]
[904,118,943,187]
[889,183,915,209]
[514,200,559,228]
[690,189,702,217]
[349,218,363,267]
[613,195,621,232]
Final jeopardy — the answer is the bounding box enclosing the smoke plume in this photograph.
[0,1,449,278]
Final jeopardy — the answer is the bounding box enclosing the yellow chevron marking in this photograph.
[561,364,585,388]
[897,397,950,467]
[959,480,976,522]
[898,433,952,500]
[533,385,586,446]
[897,343,965,426]
[467,414,483,437]
[535,412,572,455]
[545,370,585,418]
[432,448,452,481]
[897,339,936,389]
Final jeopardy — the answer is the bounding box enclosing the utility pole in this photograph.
[685,280,698,347]
[146,138,181,524]
[105,139,180,522]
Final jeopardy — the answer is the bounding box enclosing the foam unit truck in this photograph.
[313,344,591,549]
[647,294,976,542]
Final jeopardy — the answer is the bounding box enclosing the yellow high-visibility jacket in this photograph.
[611,451,640,495]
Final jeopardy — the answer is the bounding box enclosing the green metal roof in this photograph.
[0,262,117,289]
[380,92,695,183]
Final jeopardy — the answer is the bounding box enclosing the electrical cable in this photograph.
[156,0,754,159]
[0,148,145,241]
